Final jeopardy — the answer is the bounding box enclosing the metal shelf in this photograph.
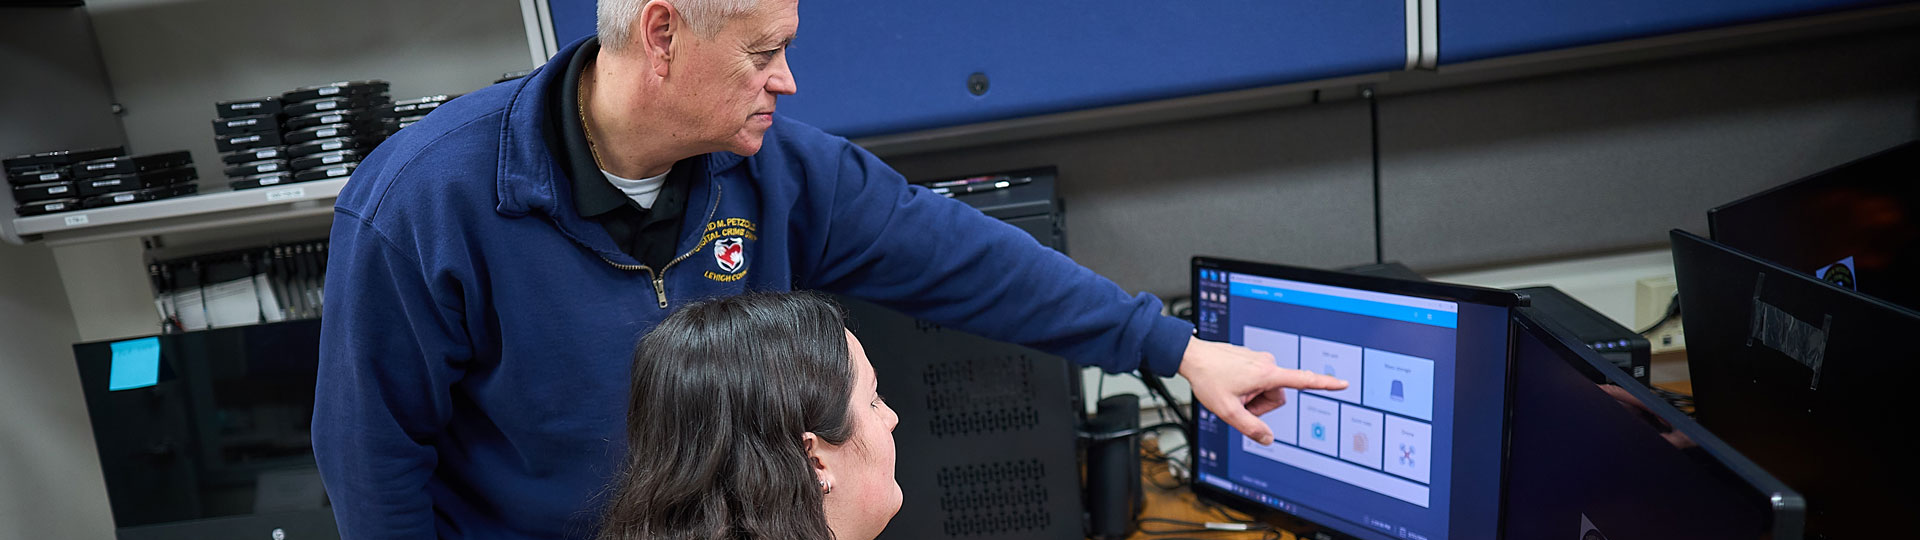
[10,179,347,246]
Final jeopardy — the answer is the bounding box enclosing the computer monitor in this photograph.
[1188,256,1522,540]
[1708,140,1920,311]
[71,320,338,540]
[1672,229,1920,539]
[1504,307,1804,539]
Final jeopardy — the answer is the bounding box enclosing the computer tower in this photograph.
[849,167,1084,540]
[1514,286,1652,386]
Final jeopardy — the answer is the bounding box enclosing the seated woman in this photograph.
[598,291,901,540]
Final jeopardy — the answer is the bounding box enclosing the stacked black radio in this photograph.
[9,147,199,216]
[216,80,392,191]
[8,146,123,216]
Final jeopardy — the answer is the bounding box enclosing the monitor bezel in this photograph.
[1187,255,1524,540]
[1508,306,1807,539]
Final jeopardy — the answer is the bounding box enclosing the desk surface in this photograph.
[1120,380,1697,540]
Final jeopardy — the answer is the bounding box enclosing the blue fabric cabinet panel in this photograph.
[548,1,1407,138]
[1438,0,1906,64]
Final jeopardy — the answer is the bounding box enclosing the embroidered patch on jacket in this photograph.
[702,217,756,282]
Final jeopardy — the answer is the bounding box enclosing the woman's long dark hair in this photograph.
[599,291,856,540]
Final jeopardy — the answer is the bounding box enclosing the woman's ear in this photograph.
[803,432,833,493]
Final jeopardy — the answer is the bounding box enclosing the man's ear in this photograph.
[639,0,677,78]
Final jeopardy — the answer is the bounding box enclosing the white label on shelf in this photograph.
[321,141,343,151]
[233,135,261,144]
[86,162,115,171]
[233,102,261,110]
[113,194,134,203]
[322,114,344,123]
[47,203,67,211]
[327,166,348,176]
[316,101,338,111]
[230,118,257,127]
[259,177,283,186]
[320,87,341,96]
[38,172,59,181]
[258,163,279,172]
[258,149,280,159]
[48,186,68,194]
[94,179,121,188]
[63,214,88,226]
[265,187,306,202]
[318,128,339,138]
[322,155,344,164]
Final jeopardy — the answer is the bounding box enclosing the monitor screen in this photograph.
[1504,308,1803,540]
[72,320,334,536]
[1709,140,1920,311]
[1189,257,1518,540]
[1672,229,1920,539]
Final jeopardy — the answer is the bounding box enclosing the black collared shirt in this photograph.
[548,37,692,270]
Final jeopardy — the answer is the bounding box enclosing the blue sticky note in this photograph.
[108,337,162,391]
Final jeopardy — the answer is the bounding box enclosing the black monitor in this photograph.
[1708,140,1920,311]
[1504,307,1804,539]
[1672,229,1920,539]
[71,320,338,540]
[1188,256,1523,540]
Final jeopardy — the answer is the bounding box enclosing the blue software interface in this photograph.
[1193,269,1508,540]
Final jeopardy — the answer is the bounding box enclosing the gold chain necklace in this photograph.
[577,64,605,170]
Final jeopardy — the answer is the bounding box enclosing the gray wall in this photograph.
[85,0,533,187]
[0,242,106,539]
[0,10,122,537]
[882,27,1920,298]
[1379,30,1920,272]
[0,7,126,241]
[884,101,1381,301]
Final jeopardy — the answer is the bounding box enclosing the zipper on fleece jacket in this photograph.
[597,178,723,308]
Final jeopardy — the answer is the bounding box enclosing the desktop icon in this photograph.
[1311,422,1327,441]
[1353,433,1368,453]
[1398,443,1416,467]
[1390,380,1405,402]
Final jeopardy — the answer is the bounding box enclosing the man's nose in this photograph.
[768,53,797,95]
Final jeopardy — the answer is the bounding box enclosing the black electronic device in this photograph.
[913,167,1065,252]
[217,131,284,153]
[284,110,377,132]
[282,95,388,118]
[73,151,194,180]
[1503,306,1805,539]
[287,137,372,160]
[5,145,124,173]
[1672,229,1920,539]
[293,163,356,183]
[12,181,78,203]
[281,80,389,103]
[81,183,197,209]
[1709,141,1919,311]
[290,150,360,173]
[852,168,1080,540]
[17,198,80,216]
[377,95,457,119]
[215,96,281,119]
[222,147,288,165]
[1188,256,1523,540]
[1084,394,1142,540]
[8,165,73,186]
[283,123,370,146]
[1513,285,1651,386]
[224,160,289,179]
[77,167,197,198]
[496,69,532,83]
[210,114,281,137]
[71,320,337,540]
[229,172,295,191]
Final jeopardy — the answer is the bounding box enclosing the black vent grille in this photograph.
[937,459,1052,536]
[923,355,1038,437]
